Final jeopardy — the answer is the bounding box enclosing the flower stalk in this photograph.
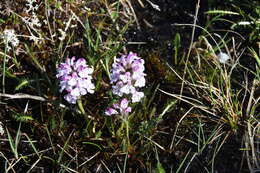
[105,52,146,116]
[77,98,85,115]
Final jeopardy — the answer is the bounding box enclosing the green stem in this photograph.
[77,99,91,135]
[77,98,85,115]
[124,115,130,147]
[2,44,7,93]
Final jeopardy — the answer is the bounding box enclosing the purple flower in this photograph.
[105,52,146,116]
[56,57,95,104]
[105,98,132,116]
[110,52,146,103]
[105,107,119,116]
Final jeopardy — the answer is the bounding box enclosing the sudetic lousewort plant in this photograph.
[56,57,95,105]
[105,52,146,116]
[105,52,146,152]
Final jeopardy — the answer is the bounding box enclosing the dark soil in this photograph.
[123,0,259,172]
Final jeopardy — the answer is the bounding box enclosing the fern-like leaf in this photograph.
[11,110,34,122]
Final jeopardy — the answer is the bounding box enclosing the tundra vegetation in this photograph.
[0,0,259,172]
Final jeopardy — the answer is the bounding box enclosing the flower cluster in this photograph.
[110,52,146,103]
[56,57,95,104]
[105,52,146,116]
[105,98,132,116]
[1,29,19,51]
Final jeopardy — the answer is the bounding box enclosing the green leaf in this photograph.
[95,130,102,139]
[0,18,5,24]
[15,78,29,91]
[111,11,119,22]
[11,110,34,122]
[6,128,17,159]
[156,162,166,173]
[173,33,181,49]
[82,141,102,150]
[205,10,240,15]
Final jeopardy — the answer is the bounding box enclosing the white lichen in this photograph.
[0,122,4,136]
[25,0,39,13]
[146,0,161,11]
[58,15,77,41]
[58,29,66,41]
[1,29,19,51]
[22,0,42,40]
[217,52,230,64]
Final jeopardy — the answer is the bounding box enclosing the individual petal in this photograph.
[132,59,145,72]
[78,66,94,78]
[61,73,71,80]
[120,98,129,109]
[118,55,127,66]
[105,107,118,116]
[68,76,77,86]
[132,71,144,80]
[70,87,80,97]
[119,72,131,83]
[86,82,95,94]
[124,107,132,114]
[65,85,73,92]
[120,84,131,94]
[79,87,87,95]
[112,81,124,96]
[78,78,93,88]
[134,76,146,87]
[64,94,77,104]
[56,63,72,78]
[110,72,120,83]
[129,85,136,94]
[59,81,67,92]
[65,57,73,66]
[112,85,122,96]
[124,53,135,65]
[120,84,136,95]
[112,63,125,73]
[77,78,86,88]
[113,103,120,109]
[56,70,66,78]
[75,58,86,69]
[132,91,144,103]
[70,56,76,66]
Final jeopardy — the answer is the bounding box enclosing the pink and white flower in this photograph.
[105,52,146,116]
[56,57,95,104]
[105,98,132,116]
[110,52,146,103]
